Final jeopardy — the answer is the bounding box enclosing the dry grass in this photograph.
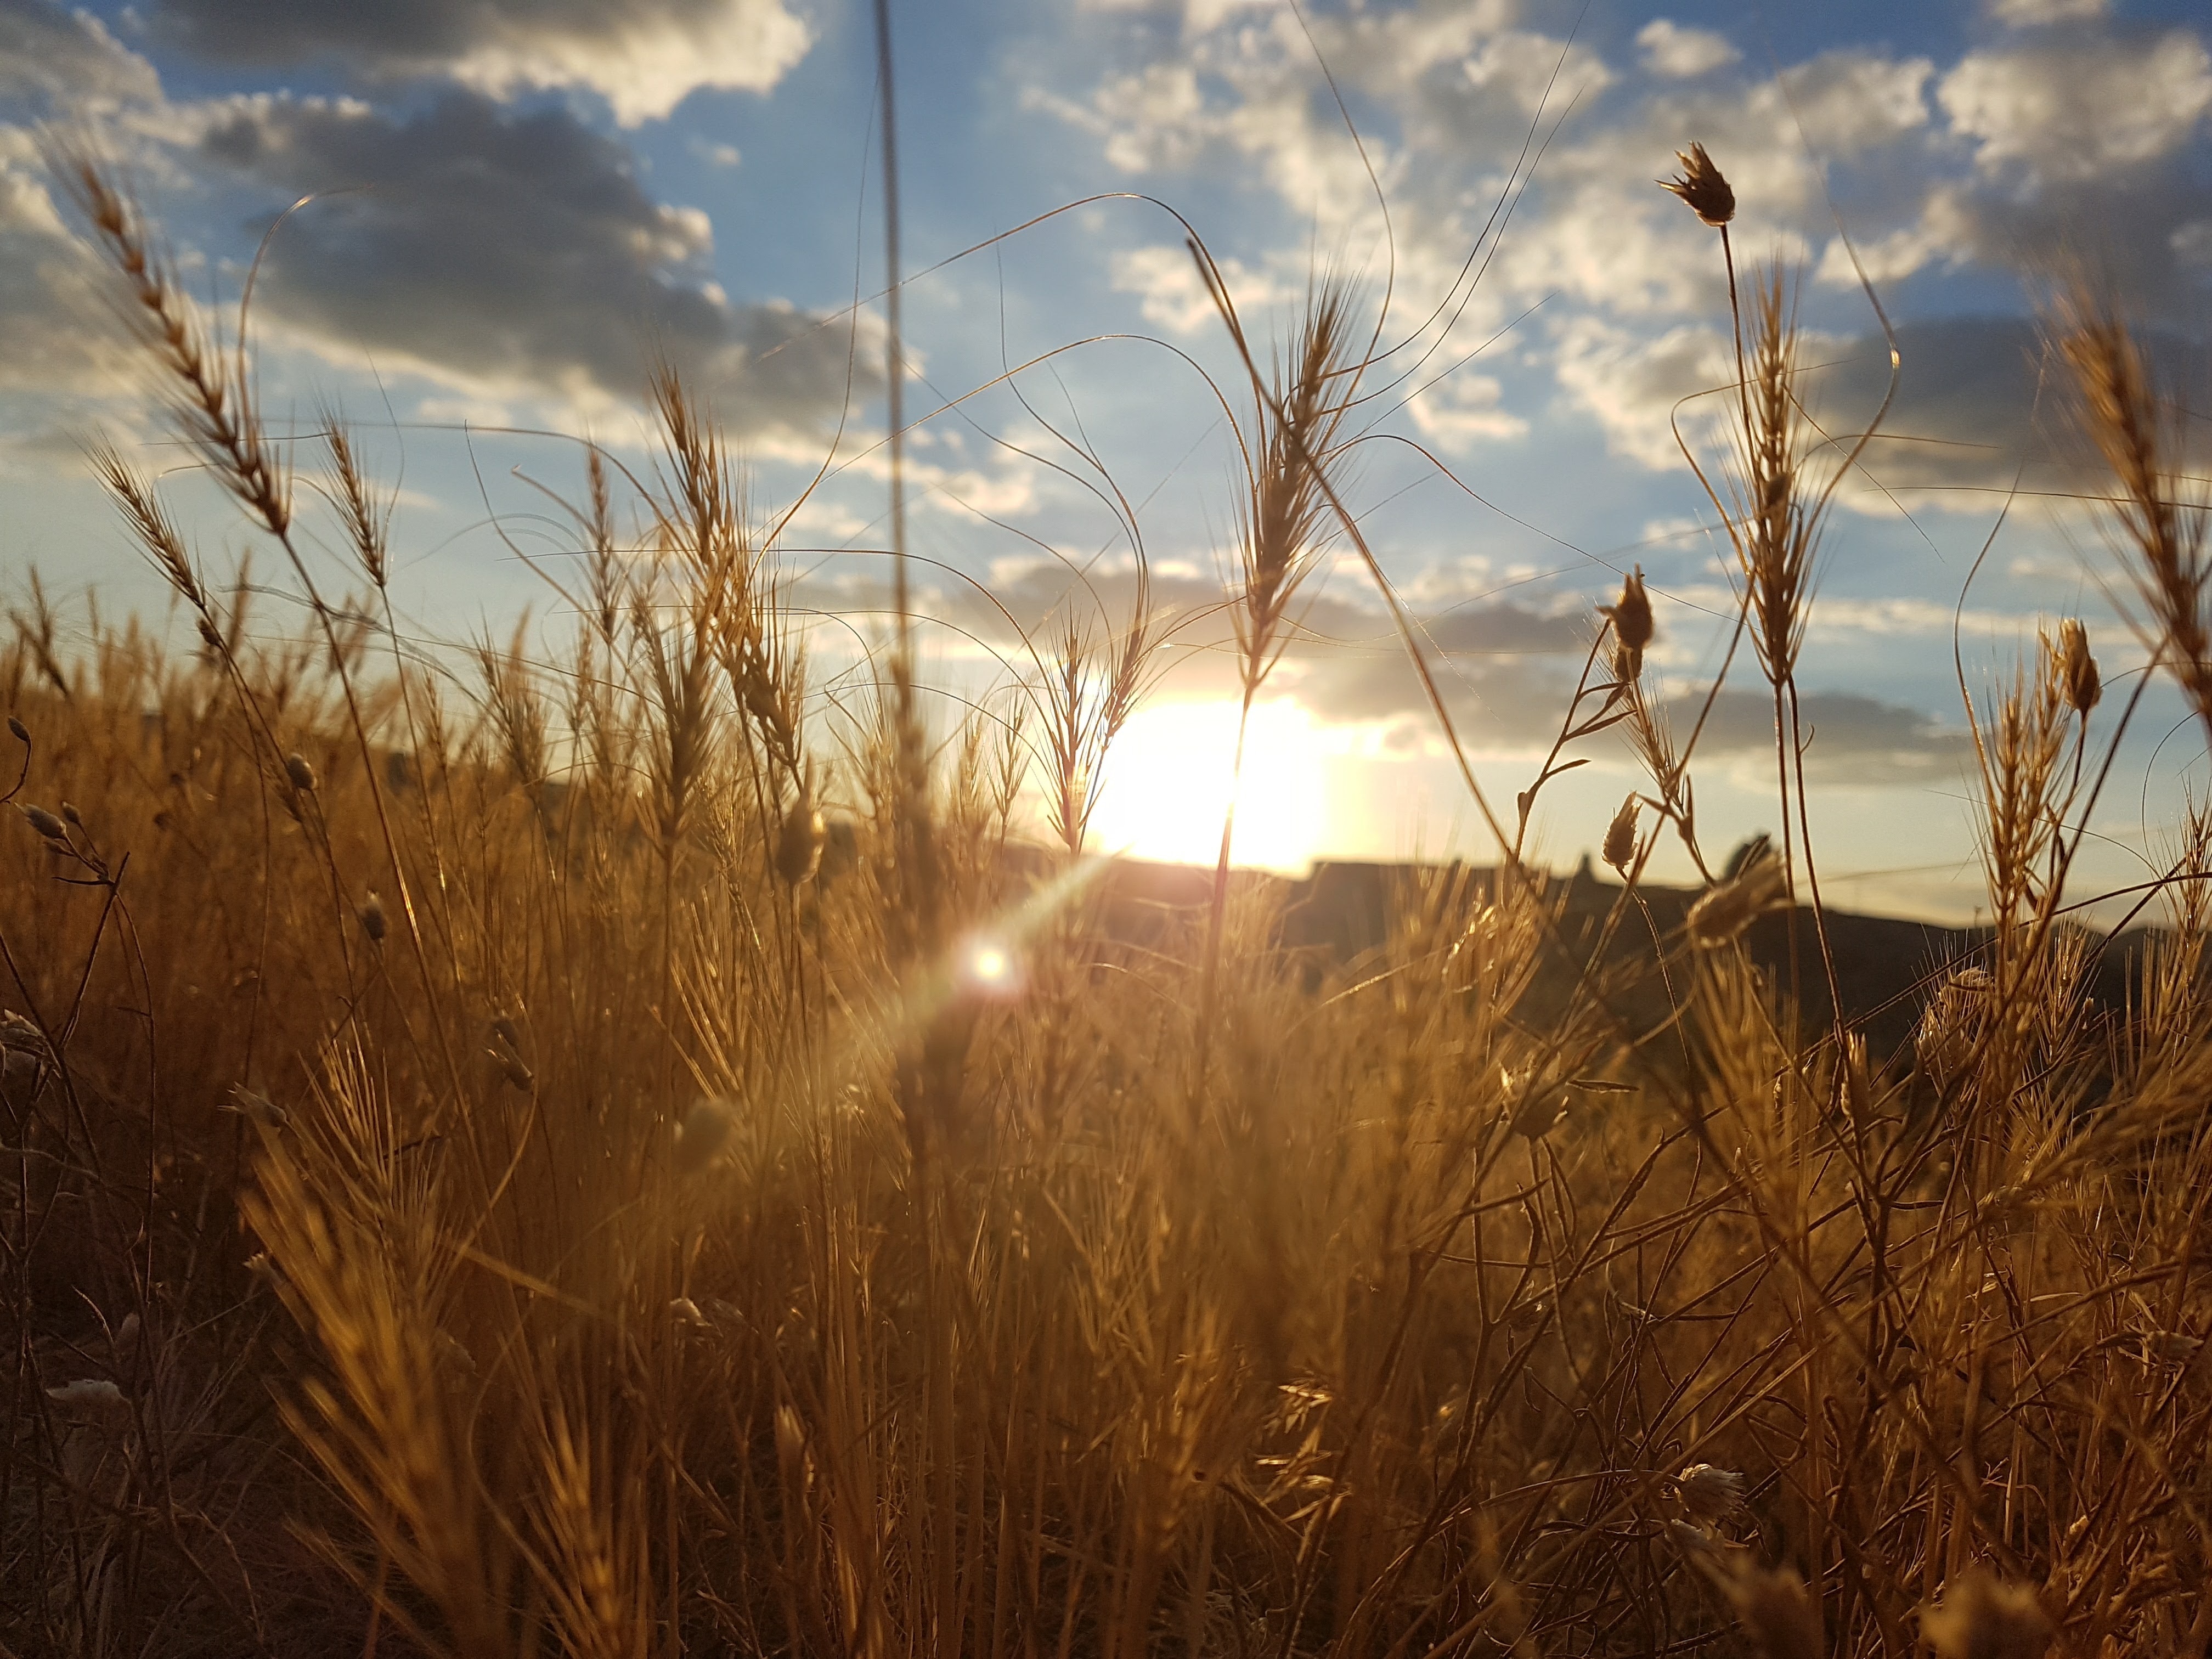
[3,151,2211,1659]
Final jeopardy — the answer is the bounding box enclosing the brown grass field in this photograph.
[4,145,2211,1658]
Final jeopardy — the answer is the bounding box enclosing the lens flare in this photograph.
[961,936,1020,996]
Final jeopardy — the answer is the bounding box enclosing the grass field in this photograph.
[3,145,2210,1659]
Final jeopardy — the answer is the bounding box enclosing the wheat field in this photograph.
[3,143,2210,1659]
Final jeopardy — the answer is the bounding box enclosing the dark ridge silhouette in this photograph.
[1070,854,2152,1071]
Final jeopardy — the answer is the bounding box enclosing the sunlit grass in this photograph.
[2,145,2209,1659]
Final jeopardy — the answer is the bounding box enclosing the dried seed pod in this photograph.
[1914,964,1994,1090]
[488,1026,534,1091]
[1675,1463,1747,1526]
[1687,842,1790,944]
[0,1010,47,1051]
[60,802,83,829]
[1660,142,1736,227]
[1601,567,1654,655]
[2057,618,2101,715]
[284,753,318,793]
[674,1097,737,1176]
[774,791,826,887]
[490,1013,527,1060]
[358,890,387,943]
[46,1378,130,1421]
[1602,795,1641,872]
[1921,1570,2052,1659]
[6,715,26,743]
[1502,1066,1570,1140]
[221,1084,289,1130]
[1723,1564,1822,1659]
[21,804,67,842]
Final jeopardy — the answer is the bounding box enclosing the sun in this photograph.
[1085,698,1328,872]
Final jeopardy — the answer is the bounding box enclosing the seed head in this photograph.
[1723,1564,1822,1659]
[674,1096,737,1176]
[1921,1570,2052,1659]
[358,890,387,943]
[6,715,26,743]
[221,1084,288,1130]
[1915,964,1995,1088]
[20,804,67,842]
[488,1023,534,1091]
[1602,567,1654,655]
[1687,844,1789,945]
[1503,1065,1570,1140]
[1,1011,47,1051]
[1661,143,1736,227]
[284,752,317,793]
[46,1378,129,1420]
[1602,795,1641,873]
[774,791,826,887]
[1666,1519,1723,1556]
[60,802,83,829]
[2057,618,2100,715]
[1676,1463,1747,1526]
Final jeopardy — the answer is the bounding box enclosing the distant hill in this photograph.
[1063,854,2151,1071]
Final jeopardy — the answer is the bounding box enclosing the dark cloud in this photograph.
[1811,313,2212,499]
[1663,687,1965,775]
[152,0,810,123]
[195,91,873,427]
[1812,315,2045,497]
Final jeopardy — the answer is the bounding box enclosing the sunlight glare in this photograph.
[1086,698,1327,872]
[960,935,1022,997]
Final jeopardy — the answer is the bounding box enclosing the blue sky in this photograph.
[4,0,2210,920]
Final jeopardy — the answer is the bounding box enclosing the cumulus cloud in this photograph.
[1406,368,1525,452]
[151,0,811,124]
[1986,0,2107,25]
[0,134,135,404]
[192,91,872,428]
[0,1,166,406]
[0,0,162,111]
[1636,19,1739,80]
[1548,317,1732,471]
[1111,243,1284,336]
[1664,687,1965,774]
[1939,33,2212,182]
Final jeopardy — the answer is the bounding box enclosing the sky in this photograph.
[3,0,2211,922]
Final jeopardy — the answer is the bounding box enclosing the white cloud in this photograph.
[1463,31,1613,115]
[0,140,135,398]
[151,0,812,126]
[0,0,162,111]
[1406,368,1526,452]
[1549,317,1733,471]
[1111,243,1286,336]
[1940,33,2212,180]
[1814,185,1976,287]
[1090,63,1211,172]
[444,2,810,123]
[1985,0,2106,25]
[1637,19,1739,80]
